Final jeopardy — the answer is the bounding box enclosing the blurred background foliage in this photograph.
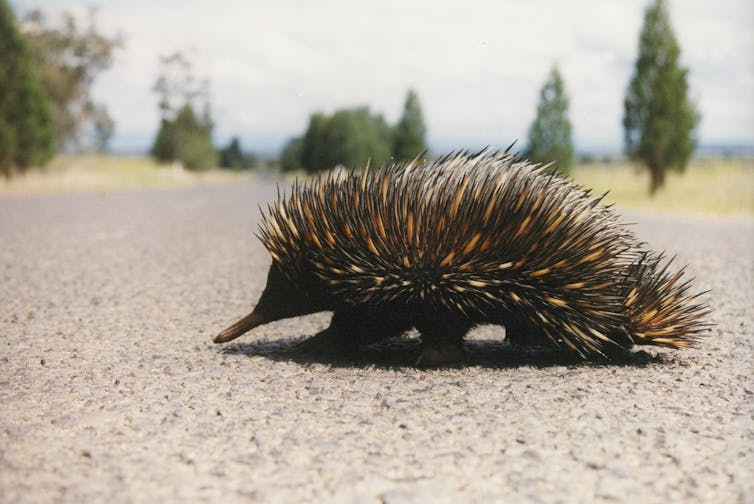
[149,52,216,171]
[0,0,55,175]
[623,0,700,195]
[0,0,751,215]
[280,92,427,174]
[525,66,574,176]
[22,6,121,153]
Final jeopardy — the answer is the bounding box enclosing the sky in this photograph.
[12,0,754,156]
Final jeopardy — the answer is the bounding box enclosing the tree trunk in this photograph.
[648,163,666,197]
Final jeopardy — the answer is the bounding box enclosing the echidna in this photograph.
[214,151,708,365]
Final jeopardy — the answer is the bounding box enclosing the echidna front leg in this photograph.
[503,314,553,348]
[415,316,472,366]
[290,306,411,357]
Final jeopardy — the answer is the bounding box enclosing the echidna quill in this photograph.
[214,151,709,366]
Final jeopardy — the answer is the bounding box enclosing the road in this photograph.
[1,181,752,503]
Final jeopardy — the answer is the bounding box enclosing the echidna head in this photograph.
[213,262,324,343]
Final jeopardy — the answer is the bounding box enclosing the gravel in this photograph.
[1,181,752,503]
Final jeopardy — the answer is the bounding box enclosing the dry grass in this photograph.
[2,154,752,216]
[0,155,254,196]
[570,158,754,215]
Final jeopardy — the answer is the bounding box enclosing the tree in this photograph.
[151,107,217,171]
[22,8,121,152]
[0,0,55,176]
[293,107,393,174]
[392,89,427,161]
[299,112,330,173]
[280,137,303,172]
[623,0,699,195]
[150,52,216,170]
[171,105,215,170]
[325,107,392,172]
[525,65,574,175]
[152,52,208,122]
[150,118,175,163]
[90,104,114,153]
[218,137,249,170]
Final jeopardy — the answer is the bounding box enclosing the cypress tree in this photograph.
[392,89,427,161]
[0,0,55,176]
[150,118,176,162]
[623,0,699,195]
[525,66,574,176]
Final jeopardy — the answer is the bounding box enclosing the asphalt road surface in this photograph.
[1,181,752,503]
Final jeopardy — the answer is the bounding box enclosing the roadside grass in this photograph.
[2,154,751,216]
[0,155,253,195]
[570,158,754,216]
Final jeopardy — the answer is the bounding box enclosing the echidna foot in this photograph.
[414,317,471,367]
[415,340,465,367]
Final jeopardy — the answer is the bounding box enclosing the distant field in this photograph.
[0,155,253,195]
[1,155,752,216]
[571,158,754,215]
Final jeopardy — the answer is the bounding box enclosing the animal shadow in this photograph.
[219,334,664,369]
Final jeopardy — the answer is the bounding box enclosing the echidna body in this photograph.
[214,151,708,365]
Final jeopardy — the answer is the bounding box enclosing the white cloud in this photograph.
[15,0,754,153]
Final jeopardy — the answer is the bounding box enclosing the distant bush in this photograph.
[285,107,393,174]
[281,89,430,174]
[151,104,216,171]
[150,52,216,171]
[218,137,255,170]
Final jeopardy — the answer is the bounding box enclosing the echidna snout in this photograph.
[214,263,322,343]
